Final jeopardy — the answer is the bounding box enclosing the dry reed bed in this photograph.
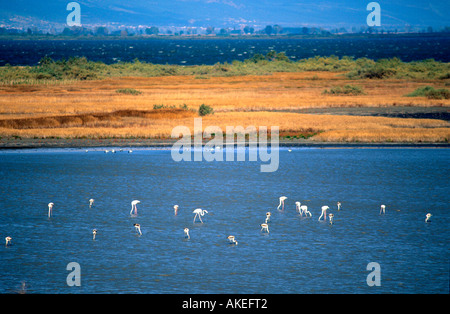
[0,112,448,143]
[0,73,449,117]
[0,73,449,142]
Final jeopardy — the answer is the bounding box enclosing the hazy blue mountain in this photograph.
[0,0,448,28]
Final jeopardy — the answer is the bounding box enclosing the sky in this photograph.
[0,0,449,29]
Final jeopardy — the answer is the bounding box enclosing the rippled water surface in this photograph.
[0,148,448,293]
[1,36,449,66]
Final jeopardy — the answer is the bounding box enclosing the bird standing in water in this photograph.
[134,223,142,235]
[277,196,287,210]
[48,202,54,217]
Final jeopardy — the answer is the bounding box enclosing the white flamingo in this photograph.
[174,205,179,216]
[301,205,312,217]
[134,223,142,235]
[425,213,432,222]
[5,236,12,246]
[48,202,54,217]
[265,212,271,223]
[130,200,140,215]
[277,196,287,210]
[260,223,269,233]
[92,229,97,240]
[337,202,341,211]
[193,208,208,223]
[89,199,95,208]
[295,201,301,214]
[380,205,386,215]
[227,235,238,245]
[184,228,190,239]
[318,206,329,221]
[329,213,334,225]
[296,202,311,217]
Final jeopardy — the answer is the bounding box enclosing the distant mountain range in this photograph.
[1,0,449,30]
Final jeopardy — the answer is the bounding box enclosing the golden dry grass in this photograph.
[0,73,449,142]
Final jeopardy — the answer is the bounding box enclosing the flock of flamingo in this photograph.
[3,196,433,247]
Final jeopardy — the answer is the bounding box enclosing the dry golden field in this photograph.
[0,72,449,143]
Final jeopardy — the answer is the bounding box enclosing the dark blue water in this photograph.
[0,148,448,294]
[1,36,449,66]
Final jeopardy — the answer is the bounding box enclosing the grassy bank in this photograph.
[1,52,450,85]
[0,52,449,143]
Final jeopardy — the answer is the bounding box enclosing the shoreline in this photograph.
[0,138,448,150]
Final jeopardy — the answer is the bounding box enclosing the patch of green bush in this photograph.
[116,88,142,95]
[323,84,365,95]
[198,104,214,116]
[405,86,450,99]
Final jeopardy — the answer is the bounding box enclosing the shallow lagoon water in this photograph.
[0,148,448,293]
[1,36,449,66]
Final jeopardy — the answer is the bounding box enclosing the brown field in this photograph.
[0,72,449,143]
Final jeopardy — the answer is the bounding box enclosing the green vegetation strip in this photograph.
[0,52,449,84]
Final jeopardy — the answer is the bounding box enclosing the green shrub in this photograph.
[323,84,365,96]
[406,86,450,99]
[198,104,214,116]
[116,88,142,95]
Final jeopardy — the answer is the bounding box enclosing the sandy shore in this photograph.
[1,137,448,150]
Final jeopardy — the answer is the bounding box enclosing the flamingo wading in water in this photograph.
[260,223,269,233]
[174,205,179,216]
[5,236,12,246]
[89,199,94,208]
[184,228,190,239]
[133,223,142,235]
[380,205,386,215]
[92,229,97,240]
[193,209,208,223]
[227,235,238,245]
[265,212,271,223]
[425,213,432,222]
[48,202,54,217]
[318,206,329,221]
[130,200,140,215]
[277,196,287,210]
[301,205,312,217]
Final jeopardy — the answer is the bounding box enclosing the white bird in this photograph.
[5,236,12,246]
[296,202,311,217]
[318,206,329,221]
[425,213,432,222]
[174,205,179,216]
[184,228,190,239]
[329,213,334,225]
[130,200,140,215]
[89,199,94,208]
[301,205,312,217]
[48,202,54,217]
[92,229,97,240]
[227,235,238,245]
[260,223,269,233]
[277,196,287,210]
[265,212,271,223]
[193,208,208,223]
[337,202,341,211]
[134,223,142,235]
[380,205,386,215]
[295,201,301,213]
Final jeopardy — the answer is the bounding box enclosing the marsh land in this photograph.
[0,53,449,147]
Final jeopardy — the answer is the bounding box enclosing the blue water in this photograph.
[1,36,449,66]
[0,148,449,294]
